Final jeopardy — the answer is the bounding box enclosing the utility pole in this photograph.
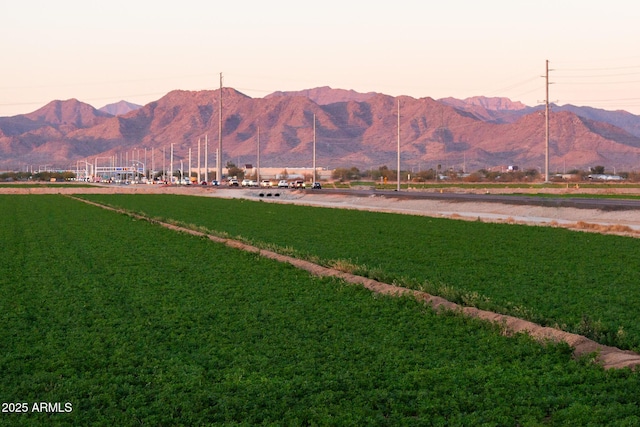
[256,126,260,183]
[170,143,174,184]
[217,72,223,181]
[204,134,208,182]
[397,98,401,192]
[313,114,316,183]
[545,59,551,183]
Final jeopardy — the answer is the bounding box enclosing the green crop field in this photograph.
[0,183,96,188]
[2,194,640,425]
[79,193,640,352]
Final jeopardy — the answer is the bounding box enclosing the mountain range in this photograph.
[1,86,640,173]
[98,100,142,116]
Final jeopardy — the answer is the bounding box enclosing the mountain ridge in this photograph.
[1,87,640,172]
[99,100,142,116]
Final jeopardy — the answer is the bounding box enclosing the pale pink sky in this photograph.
[2,0,640,116]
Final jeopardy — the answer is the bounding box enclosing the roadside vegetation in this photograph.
[3,194,640,425]
[80,194,640,352]
[0,171,76,182]
[332,164,640,185]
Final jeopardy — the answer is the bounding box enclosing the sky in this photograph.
[2,0,640,117]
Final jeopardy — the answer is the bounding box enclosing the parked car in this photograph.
[260,179,271,188]
[277,180,289,188]
[241,179,252,187]
[228,178,239,186]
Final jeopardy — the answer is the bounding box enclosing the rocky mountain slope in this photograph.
[1,87,640,173]
[99,100,142,116]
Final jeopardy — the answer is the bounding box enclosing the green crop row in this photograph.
[2,194,640,425]
[78,193,640,352]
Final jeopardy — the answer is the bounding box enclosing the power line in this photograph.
[555,64,640,72]
[552,79,640,85]
[554,71,640,78]
[484,75,540,96]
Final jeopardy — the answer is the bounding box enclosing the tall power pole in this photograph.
[197,138,201,182]
[204,134,208,182]
[313,114,316,183]
[217,73,223,181]
[170,143,174,184]
[256,126,260,183]
[396,98,401,192]
[545,59,550,183]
